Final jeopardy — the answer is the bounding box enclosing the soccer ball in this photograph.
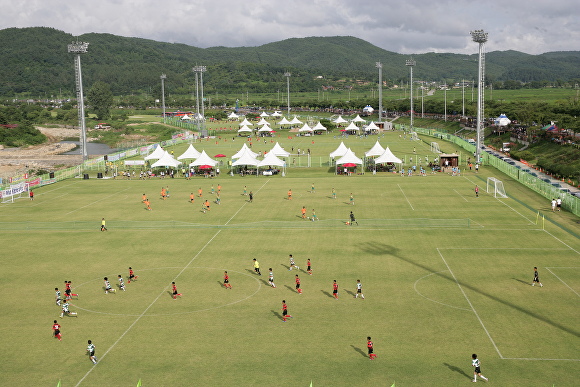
[346,221,350,225]
[307,217,310,220]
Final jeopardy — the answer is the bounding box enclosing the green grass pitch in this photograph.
[0,132,578,386]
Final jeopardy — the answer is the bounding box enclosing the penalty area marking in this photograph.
[545,267,580,298]
[71,266,262,316]
[413,270,471,311]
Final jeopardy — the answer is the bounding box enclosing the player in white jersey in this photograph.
[55,288,61,306]
[60,300,77,317]
[355,279,365,299]
[471,354,488,382]
[87,340,97,364]
[118,275,126,291]
[104,277,116,294]
[268,268,276,288]
[288,254,299,271]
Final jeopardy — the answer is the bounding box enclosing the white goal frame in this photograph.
[410,132,419,141]
[430,142,441,153]
[486,177,508,198]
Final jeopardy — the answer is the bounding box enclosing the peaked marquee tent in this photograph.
[329,142,349,159]
[335,148,363,165]
[232,143,259,159]
[144,145,165,160]
[177,144,201,160]
[365,141,385,157]
[269,142,290,157]
[189,150,218,167]
[151,151,181,168]
[374,147,403,164]
[232,147,259,167]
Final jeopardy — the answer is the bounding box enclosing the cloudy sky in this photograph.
[1,0,578,55]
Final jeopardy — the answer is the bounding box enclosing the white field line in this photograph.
[74,230,222,386]
[397,184,414,210]
[224,180,270,225]
[436,248,503,358]
[545,267,580,298]
[453,189,469,202]
[542,229,580,255]
[75,180,270,386]
[64,187,131,216]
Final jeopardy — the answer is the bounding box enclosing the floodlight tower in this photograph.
[67,40,89,161]
[376,62,383,122]
[406,59,416,128]
[471,29,488,162]
[284,72,291,116]
[160,74,167,124]
[193,65,206,133]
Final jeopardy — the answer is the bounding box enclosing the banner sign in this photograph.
[124,160,145,166]
[0,182,26,199]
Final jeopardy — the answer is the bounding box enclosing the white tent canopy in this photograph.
[181,114,191,120]
[232,143,259,159]
[258,152,286,167]
[333,115,348,124]
[239,118,253,126]
[227,112,239,119]
[364,122,381,132]
[365,141,385,157]
[312,122,327,131]
[144,145,165,160]
[352,114,366,123]
[335,148,363,165]
[298,123,313,132]
[260,112,269,117]
[258,124,273,132]
[278,117,291,126]
[329,142,349,158]
[269,142,290,157]
[151,151,181,168]
[374,146,403,164]
[271,111,282,117]
[494,113,511,126]
[289,116,303,125]
[257,117,269,126]
[177,144,201,160]
[232,147,259,167]
[189,150,218,167]
[238,125,253,133]
[344,122,360,131]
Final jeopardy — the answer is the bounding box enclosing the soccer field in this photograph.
[1,133,579,386]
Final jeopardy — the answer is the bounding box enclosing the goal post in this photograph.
[410,132,419,141]
[430,142,441,153]
[486,177,507,198]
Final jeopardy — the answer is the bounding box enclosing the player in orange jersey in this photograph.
[287,189,292,200]
[190,192,195,203]
[301,206,307,219]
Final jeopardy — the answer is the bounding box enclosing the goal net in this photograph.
[410,132,419,141]
[1,182,27,204]
[486,177,508,198]
[430,142,441,153]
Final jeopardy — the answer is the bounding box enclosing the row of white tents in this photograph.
[142,143,289,171]
[329,141,402,166]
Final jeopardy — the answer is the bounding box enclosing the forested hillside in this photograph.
[1,27,579,96]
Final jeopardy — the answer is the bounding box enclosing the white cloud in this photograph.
[0,0,578,54]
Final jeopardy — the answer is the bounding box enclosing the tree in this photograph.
[87,81,114,121]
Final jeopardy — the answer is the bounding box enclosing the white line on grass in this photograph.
[75,230,223,387]
[436,248,504,358]
[397,184,414,210]
[413,270,472,311]
[501,356,580,361]
[453,189,469,202]
[545,267,580,297]
[542,229,580,255]
[75,180,271,386]
[495,199,535,225]
[64,187,131,216]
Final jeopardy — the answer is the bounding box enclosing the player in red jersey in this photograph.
[128,267,138,283]
[52,320,62,341]
[295,274,302,294]
[282,300,293,322]
[367,337,377,360]
[64,281,78,300]
[223,271,232,289]
[332,280,339,299]
[171,282,182,299]
[306,258,312,275]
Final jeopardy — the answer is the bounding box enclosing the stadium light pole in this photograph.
[444,86,447,122]
[376,62,383,122]
[193,65,206,133]
[160,74,166,124]
[406,59,416,129]
[285,72,291,117]
[471,29,488,163]
[67,40,89,161]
